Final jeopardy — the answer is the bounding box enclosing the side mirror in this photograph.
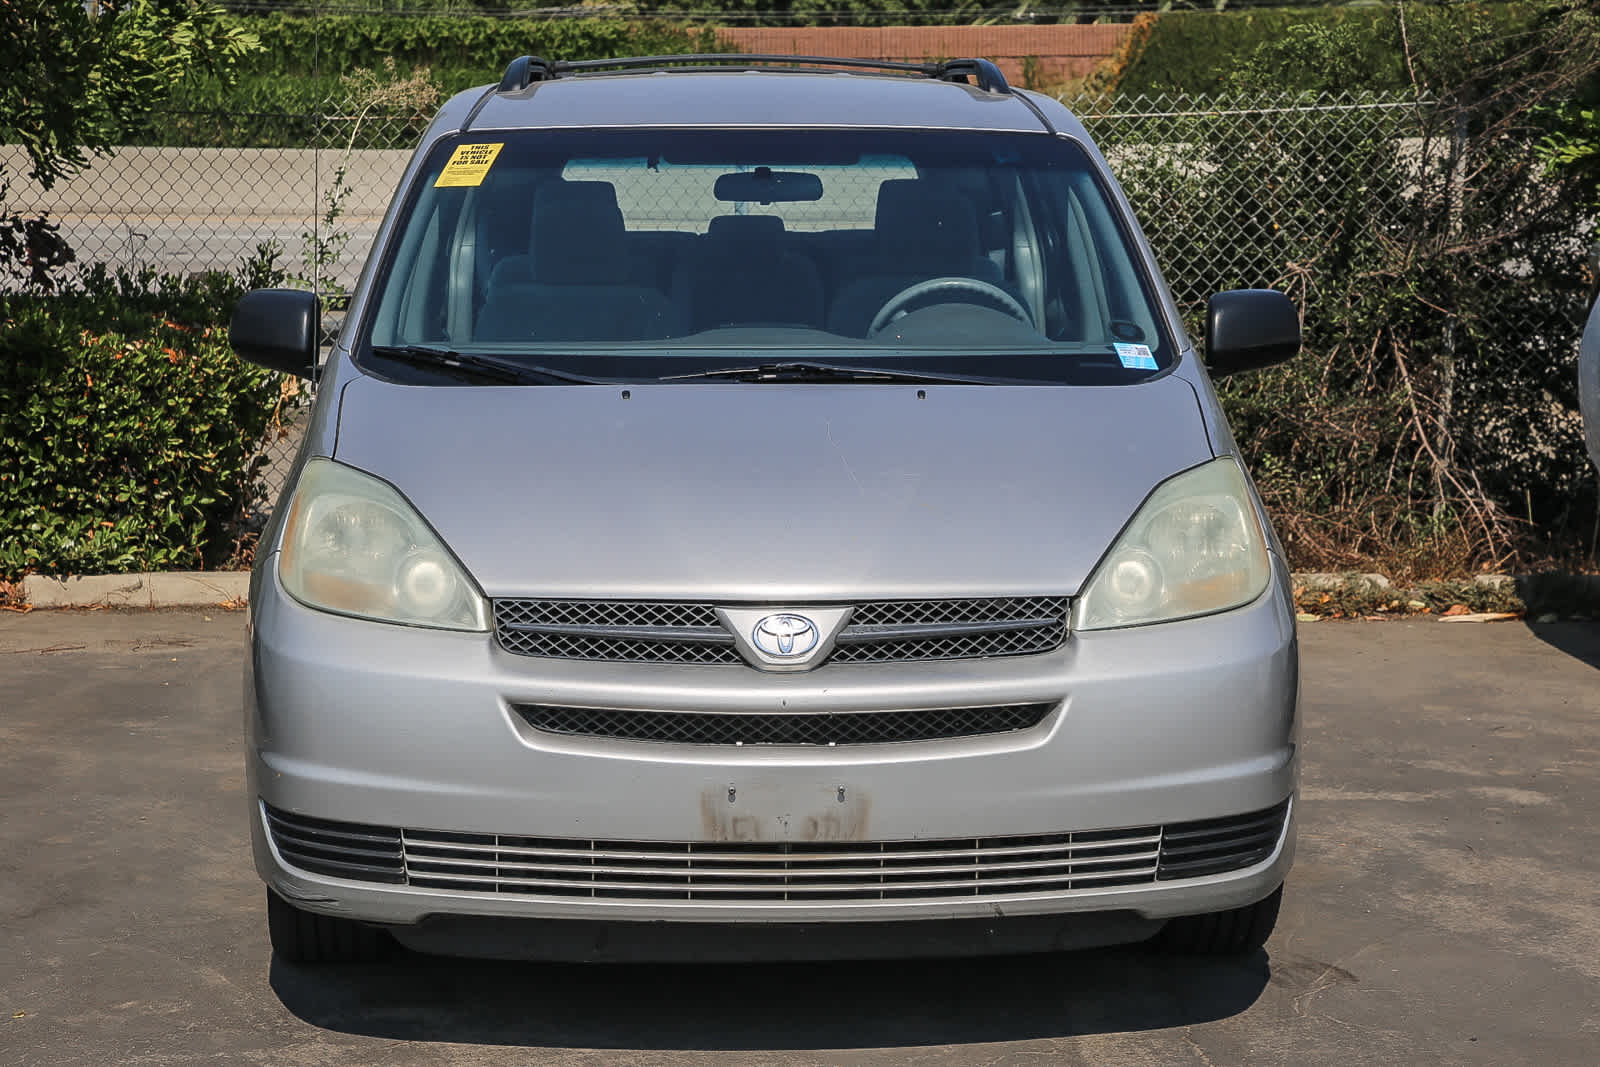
[230,288,319,378]
[1206,289,1300,376]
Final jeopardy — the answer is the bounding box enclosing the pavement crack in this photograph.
[1182,1028,1219,1066]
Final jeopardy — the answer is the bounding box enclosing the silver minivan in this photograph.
[231,55,1302,965]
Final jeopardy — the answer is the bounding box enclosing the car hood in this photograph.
[332,376,1214,600]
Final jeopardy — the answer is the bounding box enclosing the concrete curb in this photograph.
[11,569,1597,613]
[23,572,250,609]
[1288,571,1600,622]
[1292,572,1519,593]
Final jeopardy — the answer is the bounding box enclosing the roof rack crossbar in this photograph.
[496,54,1011,95]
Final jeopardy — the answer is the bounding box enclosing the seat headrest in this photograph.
[531,181,629,284]
[706,213,786,246]
[873,179,982,260]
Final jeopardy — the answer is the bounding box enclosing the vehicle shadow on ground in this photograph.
[270,943,1270,1049]
[1522,620,1600,670]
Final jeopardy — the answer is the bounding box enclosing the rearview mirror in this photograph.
[230,288,318,378]
[1206,289,1300,376]
[714,167,824,204]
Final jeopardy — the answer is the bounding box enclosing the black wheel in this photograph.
[267,889,390,964]
[1156,885,1282,955]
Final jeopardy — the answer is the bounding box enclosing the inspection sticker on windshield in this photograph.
[435,143,505,188]
[1114,343,1158,370]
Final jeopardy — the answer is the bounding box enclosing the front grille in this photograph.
[493,596,1069,667]
[263,799,1288,903]
[495,599,740,664]
[831,596,1067,662]
[512,702,1054,746]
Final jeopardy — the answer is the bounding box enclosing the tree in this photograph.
[0,0,258,289]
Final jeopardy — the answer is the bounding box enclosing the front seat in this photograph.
[671,214,825,332]
[477,180,678,342]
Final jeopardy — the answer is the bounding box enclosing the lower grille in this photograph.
[1156,803,1288,880]
[262,800,1288,903]
[512,702,1054,746]
[262,806,404,884]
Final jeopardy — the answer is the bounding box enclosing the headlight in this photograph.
[278,458,488,631]
[1073,457,1271,631]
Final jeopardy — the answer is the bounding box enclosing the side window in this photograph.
[1042,185,1109,342]
[1024,170,1163,348]
[371,186,463,347]
[1065,173,1164,348]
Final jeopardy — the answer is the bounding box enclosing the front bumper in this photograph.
[247,557,1299,936]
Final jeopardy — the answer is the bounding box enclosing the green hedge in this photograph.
[0,271,278,578]
[1114,3,1548,95]
[160,15,729,119]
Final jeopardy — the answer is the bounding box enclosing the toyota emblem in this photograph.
[751,614,820,657]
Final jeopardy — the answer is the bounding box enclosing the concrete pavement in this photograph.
[2,611,1597,1064]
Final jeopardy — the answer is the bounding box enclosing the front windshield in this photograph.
[363,128,1174,384]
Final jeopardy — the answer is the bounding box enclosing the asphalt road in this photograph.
[2,611,1597,1065]
[1,143,405,292]
[39,218,384,295]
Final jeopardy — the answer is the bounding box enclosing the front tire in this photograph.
[267,889,390,964]
[1156,885,1282,955]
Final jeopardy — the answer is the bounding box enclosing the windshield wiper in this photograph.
[368,345,604,385]
[657,361,1015,385]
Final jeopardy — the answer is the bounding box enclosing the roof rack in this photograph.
[496,54,1011,96]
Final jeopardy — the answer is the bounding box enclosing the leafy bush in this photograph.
[0,270,279,577]
[152,14,729,138]
[0,0,260,288]
[1112,3,1548,95]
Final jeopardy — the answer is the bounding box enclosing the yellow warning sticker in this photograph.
[434,143,505,188]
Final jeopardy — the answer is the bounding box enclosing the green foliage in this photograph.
[0,270,279,577]
[0,0,260,288]
[1541,102,1600,201]
[232,11,722,79]
[0,0,259,188]
[1115,3,1549,96]
[1537,0,1600,218]
[155,14,728,131]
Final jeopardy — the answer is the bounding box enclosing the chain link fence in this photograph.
[1067,93,1421,307]
[8,89,1592,566]
[1067,91,1594,570]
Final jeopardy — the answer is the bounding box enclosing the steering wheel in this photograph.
[868,276,1033,336]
